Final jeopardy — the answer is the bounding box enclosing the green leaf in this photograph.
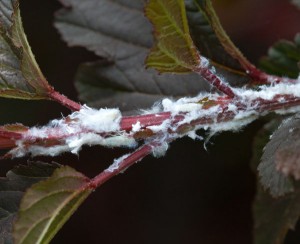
[259,34,300,78]
[55,0,213,111]
[13,166,92,244]
[251,120,300,244]
[0,162,60,244]
[0,0,52,99]
[145,0,200,72]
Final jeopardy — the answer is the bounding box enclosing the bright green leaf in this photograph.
[259,34,300,78]
[145,0,200,72]
[13,166,92,244]
[0,0,52,99]
[0,162,60,244]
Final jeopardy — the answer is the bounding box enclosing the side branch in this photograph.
[195,65,236,98]
[88,143,155,189]
[48,90,82,111]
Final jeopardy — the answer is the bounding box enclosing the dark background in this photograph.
[0,0,299,243]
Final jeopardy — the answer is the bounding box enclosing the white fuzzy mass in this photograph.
[11,105,129,157]
[70,105,121,132]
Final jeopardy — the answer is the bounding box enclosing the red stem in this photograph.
[84,94,300,192]
[242,63,297,85]
[120,112,172,131]
[195,67,236,98]
[2,93,299,148]
[0,131,24,149]
[88,144,154,189]
[48,90,82,111]
[119,95,300,132]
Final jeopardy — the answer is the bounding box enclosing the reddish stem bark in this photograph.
[195,67,236,98]
[48,90,82,111]
[242,63,297,85]
[120,95,300,132]
[84,92,300,192]
[2,93,300,149]
[88,144,154,189]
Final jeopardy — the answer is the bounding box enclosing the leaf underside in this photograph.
[145,0,200,72]
[13,166,91,244]
[0,162,60,244]
[0,0,51,99]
